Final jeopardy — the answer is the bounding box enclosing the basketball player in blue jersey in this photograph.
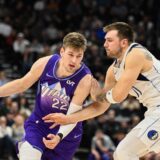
[43,22,160,160]
[0,32,96,160]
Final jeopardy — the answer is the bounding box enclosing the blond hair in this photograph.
[63,32,87,51]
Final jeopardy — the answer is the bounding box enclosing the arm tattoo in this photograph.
[144,51,152,61]
[96,92,107,102]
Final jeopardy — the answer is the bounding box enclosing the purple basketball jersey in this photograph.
[20,54,91,160]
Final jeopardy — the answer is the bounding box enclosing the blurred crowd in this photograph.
[0,0,160,159]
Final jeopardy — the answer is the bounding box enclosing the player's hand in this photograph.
[43,134,61,150]
[90,78,103,101]
[43,113,70,127]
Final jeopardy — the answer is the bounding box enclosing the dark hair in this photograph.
[63,32,87,51]
[103,22,134,43]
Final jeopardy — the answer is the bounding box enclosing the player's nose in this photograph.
[71,57,77,63]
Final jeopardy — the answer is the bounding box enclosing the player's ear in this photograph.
[60,47,64,57]
[121,39,127,47]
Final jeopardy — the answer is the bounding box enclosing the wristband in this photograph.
[57,133,63,141]
[106,89,118,104]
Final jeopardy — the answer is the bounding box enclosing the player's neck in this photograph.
[117,46,129,62]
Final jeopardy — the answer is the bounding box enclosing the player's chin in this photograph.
[106,51,111,57]
[48,146,54,150]
[68,68,76,73]
[107,53,114,58]
[46,145,56,150]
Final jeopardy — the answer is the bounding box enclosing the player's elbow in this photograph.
[113,91,128,103]
[18,78,29,91]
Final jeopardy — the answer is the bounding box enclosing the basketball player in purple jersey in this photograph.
[0,32,94,160]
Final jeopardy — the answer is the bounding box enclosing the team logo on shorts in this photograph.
[147,130,158,140]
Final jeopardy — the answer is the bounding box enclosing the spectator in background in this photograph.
[0,70,9,86]
[129,114,141,129]
[121,95,141,111]
[0,97,12,117]
[13,33,30,55]
[113,130,126,147]
[88,129,115,160]
[12,32,30,73]
[12,114,25,144]
[9,101,19,116]
[103,109,120,139]
[0,116,15,160]
[0,17,12,38]
[19,96,31,118]
[82,118,99,149]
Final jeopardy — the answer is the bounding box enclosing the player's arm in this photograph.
[71,74,92,106]
[0,56,51,97]
[111,49,145,102]
[94,64,116,102]
[104,63,117,90]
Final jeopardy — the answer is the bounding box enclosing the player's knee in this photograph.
[19,141,42,160]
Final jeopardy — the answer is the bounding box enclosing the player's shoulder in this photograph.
[127,47,146,62]
[125,48,146,69]
[31,56,52,71]
[36,55,52,65]
[129,46,148,57]
[80,74,92,83]
[39,55,52,62]
[78,74,92,88]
